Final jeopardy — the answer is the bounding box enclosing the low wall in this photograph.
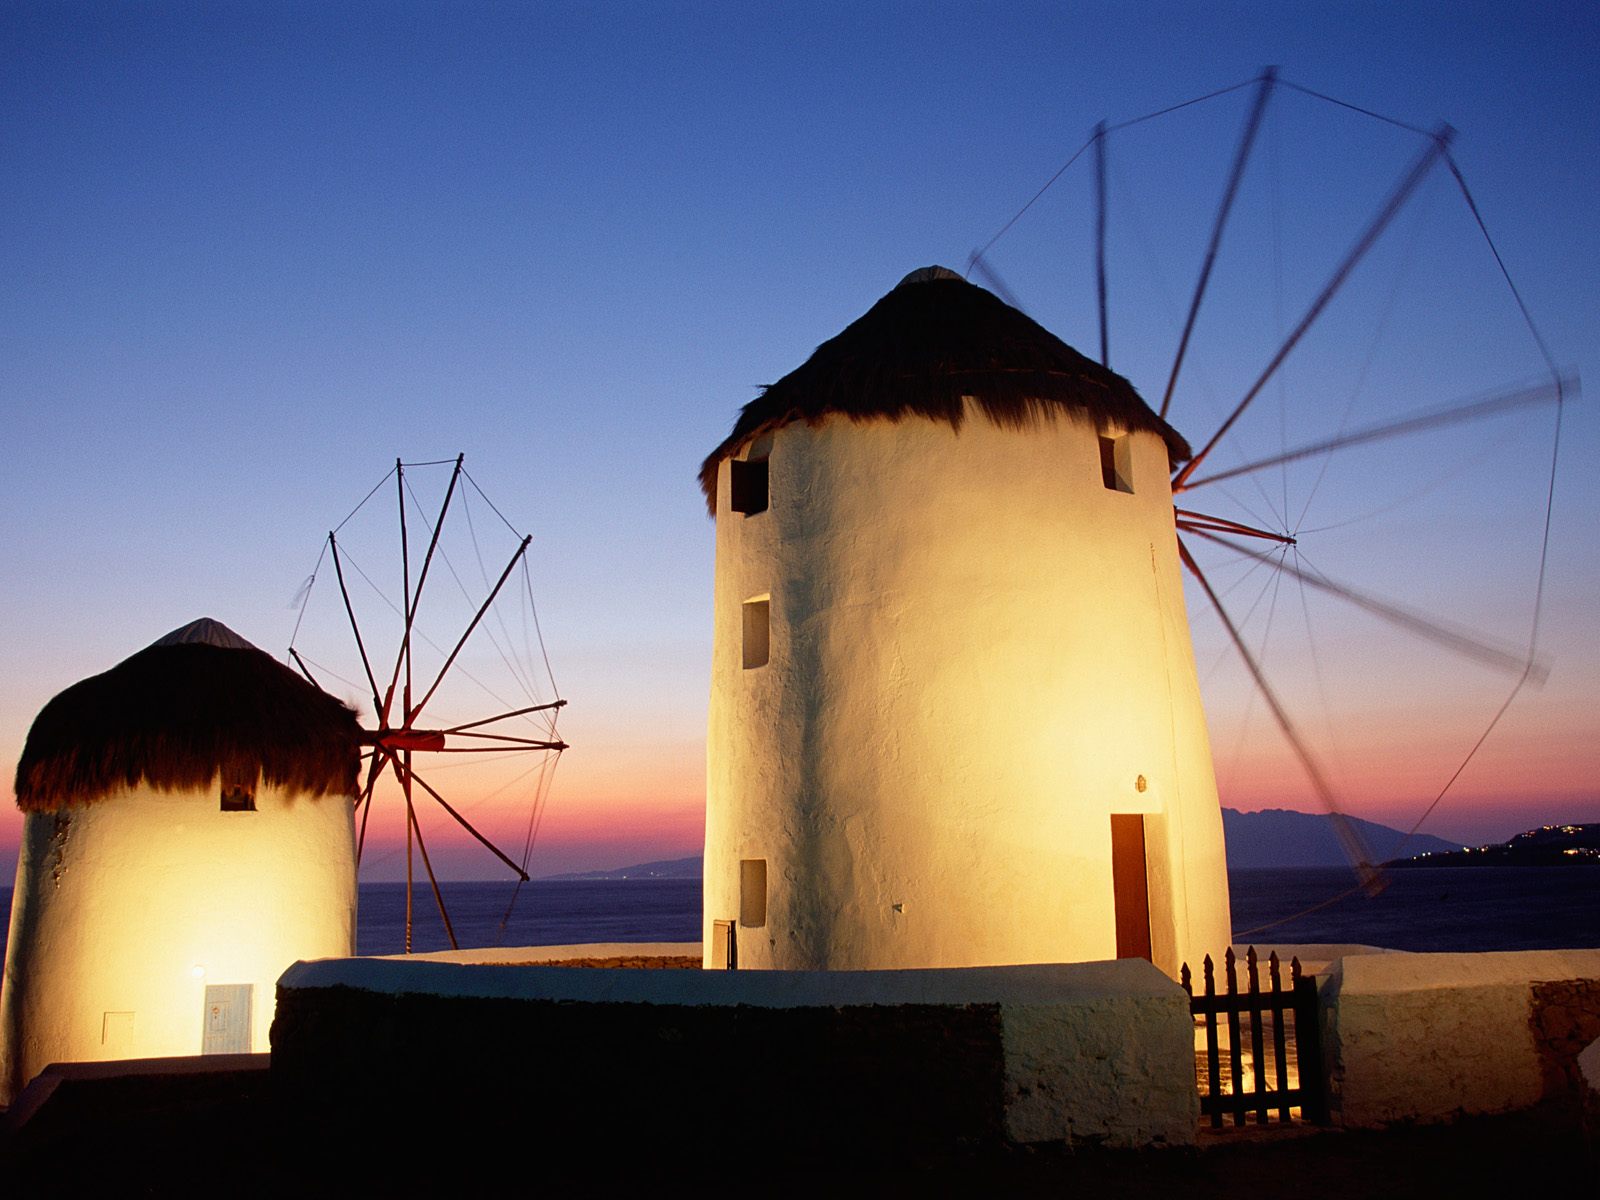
[375,942,703,968]
[1321,948,1600,1128]
[272,956,1197,1161]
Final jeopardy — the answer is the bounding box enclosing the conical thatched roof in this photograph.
[14,619,360,812]
[699,266,1191,512]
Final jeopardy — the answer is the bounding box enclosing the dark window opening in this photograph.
[743,597,770,669]
[221,785,256,812]
[1100,434,1133,493]
[730,457,769,516]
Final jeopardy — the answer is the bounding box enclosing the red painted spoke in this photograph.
[438,699,566,735]
[1176,508,1296,545]
[436,731,569,748]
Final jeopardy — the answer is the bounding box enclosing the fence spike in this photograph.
[1247,945,1260,993]
[1291,955,1302,984]
[1269,951,1282,992]
[1181,962,1193,995]
[1203,954,1216,994]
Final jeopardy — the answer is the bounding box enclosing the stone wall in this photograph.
[1320,949,1600,1128]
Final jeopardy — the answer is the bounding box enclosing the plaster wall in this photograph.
[1321,948,1600,1128]
[275,954,1197,1152]
[0,781,355,1103]
[705,406,1230,975]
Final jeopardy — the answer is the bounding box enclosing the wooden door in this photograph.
[1110,814,1153,961]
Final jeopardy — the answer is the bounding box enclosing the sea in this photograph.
[1,867,1596,965]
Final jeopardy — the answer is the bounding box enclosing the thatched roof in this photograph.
[700,267,1190,512]
[14,618,361,812]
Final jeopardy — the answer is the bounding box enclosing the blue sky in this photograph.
[2,2,1596,878]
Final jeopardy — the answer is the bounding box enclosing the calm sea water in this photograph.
[1,867,1595,965]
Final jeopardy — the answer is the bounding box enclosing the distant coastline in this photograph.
[1387,823,1599,868]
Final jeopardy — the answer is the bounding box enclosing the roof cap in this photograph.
[151,618,257,652]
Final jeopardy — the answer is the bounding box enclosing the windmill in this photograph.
[289,456,567,952]
[971,68,1571,905]
[700,71,1570,973]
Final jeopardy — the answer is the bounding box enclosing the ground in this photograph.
[1,1068,1592,1196]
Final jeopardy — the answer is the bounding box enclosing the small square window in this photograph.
[742,597,770,669]
[221,785,256,812]
[1099,434,1133,493]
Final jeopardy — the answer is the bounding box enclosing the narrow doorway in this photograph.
[1110,814,1152,961]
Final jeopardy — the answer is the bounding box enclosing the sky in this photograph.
[2,1,1596,882]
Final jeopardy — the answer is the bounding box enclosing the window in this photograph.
[739,859,768,927]
[1099,433,1133,493]
[221,784,256,812]
[730,434,773,516]
[730,458,769,516]
[742,596,770,669]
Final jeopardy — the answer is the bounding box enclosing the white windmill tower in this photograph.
[1,618,360,1103]
[700,266,1232,975]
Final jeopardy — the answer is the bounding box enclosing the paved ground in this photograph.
[2,1067,1593,1196]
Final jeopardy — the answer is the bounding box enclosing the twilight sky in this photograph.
[2,2,1596,882]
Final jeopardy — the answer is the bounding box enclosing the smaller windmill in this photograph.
[290,455,567,951]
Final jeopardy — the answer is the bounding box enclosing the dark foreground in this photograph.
[2,1063,1593,1197]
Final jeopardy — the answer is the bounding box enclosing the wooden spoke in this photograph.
[410,534,532,723]
[1175,508,1296,545]
[406,764,532,882]
[1179,536,1384,892]
[1175,374,1575,492]
[382,454,463,726]
[438,699,567,735]
[1190,528,1540,678]
[1174,124,1454,491]
[1161,67,1277,420]
[965,251,1026,312]
[355,747,389,865]
[432,731,569,749]
[328,533,385,717]
[289,648,322,689]
[393,756,459,951]
[1093,119,1109,368]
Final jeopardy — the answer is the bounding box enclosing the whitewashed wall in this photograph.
[705,404,1231,975]
[1321,948,1600,1127]
[0,781,355,1103]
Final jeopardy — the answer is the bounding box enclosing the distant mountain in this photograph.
[1223,808,1458,869]
[542,811,1468,878]
[540,855,703,881]
[1388,823,1600,868]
